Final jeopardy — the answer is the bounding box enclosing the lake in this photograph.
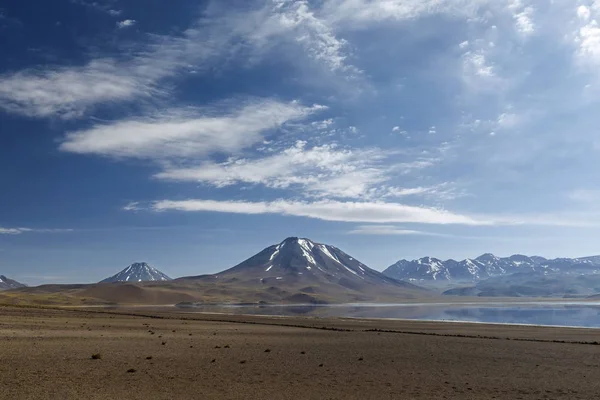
[178,302,600,328]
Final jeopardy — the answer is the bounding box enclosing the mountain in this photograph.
[0,275,26,290]
[179,237,427,303]
[383,253,600,283]
[100,262,171,283]
[213,237,410,288]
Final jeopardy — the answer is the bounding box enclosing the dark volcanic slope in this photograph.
[208,237,421,293]
[0,275,26,290]
[100,262,171,283]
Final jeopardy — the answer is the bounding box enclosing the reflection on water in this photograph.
[178,303,600,328]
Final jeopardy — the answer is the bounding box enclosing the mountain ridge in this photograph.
[383,253,600,283]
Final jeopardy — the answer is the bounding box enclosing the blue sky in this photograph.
[2,0,600,284]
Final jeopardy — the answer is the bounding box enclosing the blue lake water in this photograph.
[178,302,600,328]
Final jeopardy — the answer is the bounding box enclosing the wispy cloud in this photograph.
[126,198,600,228]
[0,2,357,119]
[70,0,121,16]
[149,198,491,225]
[321,0,488,24]
[155,138,448,200]
[0,59,163,118]
[0,15,241,118]
[60,100,324,158]
[0,227,73,235]
[347,225,450,236]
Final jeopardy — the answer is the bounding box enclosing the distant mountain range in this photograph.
[0,275,26,290]
[11,242,600,303]
[383,254,600,283]
[100,262,171,283]
[1,237,426,305]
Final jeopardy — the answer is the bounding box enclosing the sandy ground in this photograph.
[2,306,600,399]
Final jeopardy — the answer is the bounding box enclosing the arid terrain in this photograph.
[2,305,600,399]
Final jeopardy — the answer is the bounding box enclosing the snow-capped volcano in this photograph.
[0,275,26,290]
[214,237,412,290]
[100,262,171,283]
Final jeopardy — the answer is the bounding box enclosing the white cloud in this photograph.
[155,140,439,200]
[0,227,73,235]
[321,0,489,25]
[209,0,356,75]
[150,198,492,225]
[117,19,136,29]
[578,5,591,22]
[576,18,600,66]
[513,8,534,35]
[0,227,23,235]
[496,112,519,128]
[382,184,464,201]
[123,202,141,211]
[0,59,162,118]
[0,2,356,119]
[0,20,235,119]
[347,225,448,236]
[135,198,600,227]
[463,51,494,78]
[508,1,534,36]
[281,1,352,73]
[311,118,334,130]
[60,100,323,158]
[392,126,400,132]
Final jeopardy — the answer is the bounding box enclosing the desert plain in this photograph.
[1,305,600,399]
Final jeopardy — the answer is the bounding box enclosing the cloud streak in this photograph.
[149,198,491,225]
[347,225,450,236]
[60,100,324,158]
[0,227,73,235]
[123,198,600,228]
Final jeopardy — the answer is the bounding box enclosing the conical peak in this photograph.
[130,262,150,268]
[280,237,316,246]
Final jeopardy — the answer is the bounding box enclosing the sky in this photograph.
[2,0,600,284]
